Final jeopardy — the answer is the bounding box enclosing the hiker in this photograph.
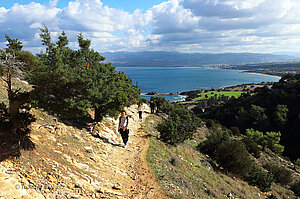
[118,111,129,148]
[137,102,143,121]
[150,100,155,114]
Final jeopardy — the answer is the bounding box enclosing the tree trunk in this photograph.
[8,89,30,132]
[7,72,18,126]
[9,99,20,123]
[94,107,103,122]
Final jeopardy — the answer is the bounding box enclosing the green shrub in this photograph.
[295,158,300,166]
[151,96,173,113]
[216,139,252,176]
[159,107,199,145]
[243,128,266,146]
[291,180,300,196]
[242,137,261,158]
[263,162,292,185]
[245,165,274,192]
[243,129,284,154]
[265,131,284,154]
[16,50,39,71]
[197,129,230,157]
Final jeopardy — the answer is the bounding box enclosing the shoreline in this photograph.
[242,71,282,78]
[138,69,282,102]
[141,94,188,102]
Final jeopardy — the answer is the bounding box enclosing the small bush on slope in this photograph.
[198,130,274,192]
[263,162,292,186]
[197,129,230,157]
[245,165,274,192]
[216,139,253,177]
[242,137,261,158]
[159,107,199,145]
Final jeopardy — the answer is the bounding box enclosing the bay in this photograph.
[116,67,280,102]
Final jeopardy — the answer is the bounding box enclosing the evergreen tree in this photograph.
[273,105,288,127]
[27,26,138,120]
[243,129,284,154]
[0,35,32,133]
[249,105,269,131]
[28,27,90,117]
[76,33,139,121]
[5,34,23,54]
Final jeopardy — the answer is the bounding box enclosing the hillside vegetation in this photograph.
[1,31,300,199]
[147,80,300,198]
[145,114,298,198]
[198,74,300,161]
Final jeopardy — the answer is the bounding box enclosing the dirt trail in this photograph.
[95,105,168,198]
[0,104,168,199]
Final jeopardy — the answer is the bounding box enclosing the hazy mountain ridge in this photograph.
[102,51,300,67]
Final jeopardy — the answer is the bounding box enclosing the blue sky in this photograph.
[1,0,166,12]
[1,0,68,8]
[1,0,300,54]
[101,0,167,12]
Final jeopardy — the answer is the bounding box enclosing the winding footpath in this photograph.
[95,104,168,198]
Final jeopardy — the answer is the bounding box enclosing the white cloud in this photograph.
[145,0,300,52]
[58,0,150,32]
[0,2,59,44]
[150,0,199,34]
[1,0,300,53]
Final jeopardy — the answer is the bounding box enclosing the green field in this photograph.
[193,90,246,101]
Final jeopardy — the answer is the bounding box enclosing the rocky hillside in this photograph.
[0,102,167,198]
[1,77,299,199]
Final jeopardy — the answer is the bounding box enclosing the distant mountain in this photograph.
[272,51,300,57]
[101,51,300,67]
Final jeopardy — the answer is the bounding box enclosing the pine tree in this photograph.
[5,34,23,54]
[76,33,139,121]
[28,26,90,117]
[1,35,31,132]
[27,26,139,120]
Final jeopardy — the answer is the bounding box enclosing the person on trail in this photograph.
[150,100,155,114]
[137,102,143,121]
[118,111,129,148]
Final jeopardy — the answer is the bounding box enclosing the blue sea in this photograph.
[116,67,280,102]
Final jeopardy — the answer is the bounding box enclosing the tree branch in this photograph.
[13,88,21,95]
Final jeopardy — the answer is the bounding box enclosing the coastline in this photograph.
[128,67,282,102]
[141,70,281,102]
[141,93,187,102]
[242,71,282,78]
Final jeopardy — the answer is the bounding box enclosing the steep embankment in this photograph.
[144,114,298,199]
[0,105,167,198]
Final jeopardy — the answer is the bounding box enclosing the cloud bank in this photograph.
[1,0,300,53]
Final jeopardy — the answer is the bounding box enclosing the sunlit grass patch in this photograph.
[193,90,246,101]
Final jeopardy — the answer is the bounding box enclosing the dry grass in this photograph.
[145,114,296,199]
